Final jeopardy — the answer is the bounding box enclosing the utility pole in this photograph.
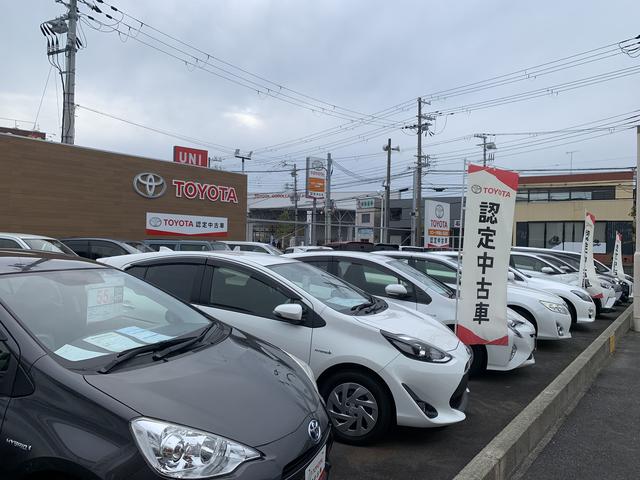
[234,149,253,174]
[634,126,640,330]
[324,153,332,245]
[292,164,298,246]
[566,150,578,174]
[62,0,77,144]
[474,134,497,167]
[383,139,400,243]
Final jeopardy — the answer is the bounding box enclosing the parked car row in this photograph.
[0,233,631,479]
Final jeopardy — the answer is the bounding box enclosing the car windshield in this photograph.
[268,261,372,314]
[22,238,75,255]
[0,268,213,369]
[210,242,230,251]
[554,255,581,270]
[264,244,283,255]
[540,254,576,271]
[387,259,455,297]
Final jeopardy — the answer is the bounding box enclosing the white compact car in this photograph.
[287,251,536,374]
[509,251,617,313]
[101,251,471,445]
[221,241,283,255]
[0,232,77,255]
[377,251,573,340]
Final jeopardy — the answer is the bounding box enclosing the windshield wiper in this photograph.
[351,301,375,313]
[152,322,217,361]
[98,336,192,374]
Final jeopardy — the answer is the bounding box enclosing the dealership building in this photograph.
[0,134,247,241]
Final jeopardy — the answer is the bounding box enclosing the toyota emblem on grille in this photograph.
[307,419,321,443]
[133,173,166,199]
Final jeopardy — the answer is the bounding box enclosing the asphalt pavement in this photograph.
[521,329,640,480]
[330,308,625,480]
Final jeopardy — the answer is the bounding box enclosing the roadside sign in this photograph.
[424,200,451,248]
[305,157,326,199]
[173,146,208,168]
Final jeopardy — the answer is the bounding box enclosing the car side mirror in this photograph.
[541,266,555,274]
[507,271,515,281]
[273,303,303,323]
[385,284,408,297]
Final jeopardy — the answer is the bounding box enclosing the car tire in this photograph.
[469,344,487,376]
[559,297,577,324]
[320,370,393,445]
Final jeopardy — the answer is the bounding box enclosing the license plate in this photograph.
[305,445,326,480]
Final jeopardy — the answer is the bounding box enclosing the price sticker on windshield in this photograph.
[86,275,125,323]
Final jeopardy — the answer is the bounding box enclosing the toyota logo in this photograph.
[435,204,445,218]
[307,419,321,444]
[470,184,482,194]
[133,173,166,199]
[149,216,162,228]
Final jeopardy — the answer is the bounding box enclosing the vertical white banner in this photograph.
[578,212,601,297]
[458,164,519,345]
[424,200,451,248]
[612,231,626,280]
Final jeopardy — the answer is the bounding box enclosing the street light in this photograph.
[234,149,253,174]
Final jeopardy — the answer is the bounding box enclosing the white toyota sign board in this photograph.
[458,164,519,345]
[424,200,451,248]
[612,231,626,281]
[305,157,326,199]
[146,212,228,237]
[578,211,602,299]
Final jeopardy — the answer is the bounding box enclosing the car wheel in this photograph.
[594,297,602,317]
[560,297,577,324]
[469,344,487,376]
[320,370,392,445]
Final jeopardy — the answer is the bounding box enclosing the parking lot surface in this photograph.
[330,308,625,480]
[520,329,640,480]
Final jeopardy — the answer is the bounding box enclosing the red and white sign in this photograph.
[173,146,208,168]
[306,157,326,199]
[457,164,519,346]
[172,180,239,204]
[146,212,228,237]
[424,200,451,248]
[578,211,602,297]
[612,231,626,281]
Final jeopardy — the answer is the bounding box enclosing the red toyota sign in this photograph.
[173,146,208,168]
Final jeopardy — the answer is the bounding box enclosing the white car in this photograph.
[0,232,77,255]
[509,251,617,313]
[283,246,334,254]
[221,241,283,255]
[377,251,573,340]
[100,251,471,445]
[286,251,536,374]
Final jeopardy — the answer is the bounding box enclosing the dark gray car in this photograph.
[0,251,331,479]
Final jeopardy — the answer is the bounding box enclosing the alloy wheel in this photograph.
[326,382,379,437]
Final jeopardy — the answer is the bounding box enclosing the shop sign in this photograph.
[133,173,238,204]
[424,200,450,248]
[133,173,167,199]
[457,164,519,346]
[305,157,326,199]
[358,198,375,209]
[578,212,601,296]
[146,212,228,237]
[173,146,208,168]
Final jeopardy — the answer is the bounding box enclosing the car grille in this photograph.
[449,373,469,410]
[282,429,332,480]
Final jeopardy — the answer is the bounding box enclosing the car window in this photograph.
[0,268,213,369]
[337,260,413,297]
[145,263,204,303]
[22,238,74,255]
[125,241,154,253]
[209,265,292,319]
[125,265,147,280]
[90,241,127,260]
[0,238,21,249]
[0,341,14,396]
[268,261,371,314]
[210,242,229,251]
[511,255,552,272]
[284,248,294,254]
[300,258,332,273]
[412,258,458,285]
[146,242,176,251]
[388,259,453,297]
[178,243,210,251]
[64,240,91,258]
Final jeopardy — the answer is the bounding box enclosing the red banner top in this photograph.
[468,164,519,191]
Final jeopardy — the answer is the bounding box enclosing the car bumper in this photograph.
[574,298,596,323]
[536,308,572,340]
[487,323,536,371]
[379,342,469,428]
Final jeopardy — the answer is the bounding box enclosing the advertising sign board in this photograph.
[173,146,208,168]
[612,231,626,280]
[305,157,326,199]
[424,200,451,248]
[146,212,228,237]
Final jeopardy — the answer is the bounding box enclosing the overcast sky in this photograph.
[3,0,640,198]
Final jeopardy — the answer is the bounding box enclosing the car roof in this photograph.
[0,249,107,275]
[221,241,271,246]
[0,232,58,240]
[286,250,394,263]
[99,250,297,269]
[61,237,128,243]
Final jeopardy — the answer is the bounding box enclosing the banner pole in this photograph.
[454,160,467,336]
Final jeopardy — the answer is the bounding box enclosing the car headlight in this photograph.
[600,281,612,289]
[131,418,260,478]
[286,352,319,393]
[570,290,591,302]
[507,320,523,338]
[381,330,452,363]
[540,300,569,315]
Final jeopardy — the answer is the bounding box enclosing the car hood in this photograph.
[507,283,564,303]
[84,328,320,447]
[358,300,461,352]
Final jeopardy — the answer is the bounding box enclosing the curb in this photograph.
[453,303,634,480]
